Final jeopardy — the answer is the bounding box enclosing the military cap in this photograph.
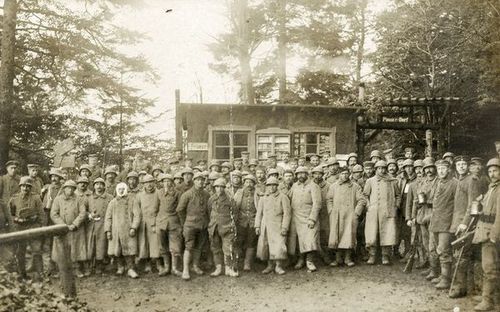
[374,160,388,168]
[363,161,374,168]
[151,165,164,174]
[208,172,221,180]
[352,164,363,173]
[339,166,350,173]
[168,158,179,165]
[241,170,250,176]
[208,160,220,169]
[370,150,383,159]
[443,152,455,159]
[347,152,358,160]
[422,157,435,169]
[138,170,148,176]
[231,170,242,177]
[126,171,139,179]
[386,159,397,166]
[27,164,39,169]
[486,158,500,168]
[93,177,105,185]
[241,151,250,155]
[76,176,89,184]
[5,160,19,168]
[221,162,233,169]
[104,167,117,176]
[396,155,406,162]
[267,168,279,177]
[79,164,92,173]
[48,168,64,179]
[402,159,414,168]
[266,177,279,185]
[197,159,206,165]
[184,156,193,161]
[413,159,424,168]
[193,172,205,181]
[470,157,483,163]
[295,166,309,174]
[454,155,469,163]
[63,180,77,189]
[202,170,209,177]
[157,173,173,182]
[327,157,339,166]
[308,153,320,159]
[192,166,203,172]
[298,155,306,160]
[181,167,194,176]
[234,158,242,162]
[255,165,266,173]
[311,166,324,174]
[142,174,155,183]
[173,172,183,180]
[435,159,450,167]
[404,146,416,152]
[267,153,277,159]
[248,159,259,166]
[19,176,33,187]
[213,178,226,187]
[243,174,256,183]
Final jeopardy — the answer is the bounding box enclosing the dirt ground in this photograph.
[70,261,485,312]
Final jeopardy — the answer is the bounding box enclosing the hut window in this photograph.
[256,134,291,160]
[293,132,331,156]
[213,131,249,161]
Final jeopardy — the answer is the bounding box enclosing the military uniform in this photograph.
[135,188,161,260]
[0,174,20,205]
[86,192,113,263]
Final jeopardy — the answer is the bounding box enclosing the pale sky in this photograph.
[113,0,392,140]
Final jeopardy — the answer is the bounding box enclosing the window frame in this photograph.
[208,125,255,162]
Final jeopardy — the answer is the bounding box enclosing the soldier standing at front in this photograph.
[50,180,87,278]
[255,177,291,275]
[85,178,113,276]
[363,160,401,265]
[311,165,332,265]
[208,178,239,277]
[105,183,141,278]
[135,174,161,273]
[176,172,211,280]
[428,160,458,290]
[8,177,45,280]
[459,158,499,311]
[156,173,183,277]
[327,167,366,267]
[288,166,322,272]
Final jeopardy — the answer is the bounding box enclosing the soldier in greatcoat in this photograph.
[50,180,87,278]
[104,167,118,196]
[325,157,340,184]
[208,178,239,277]
[255,177,291,275]
[8,177,45,280]
[135,174,161,273]
[311,165,332,265]
[234,174,258,271]
[156,173,183,277]
[85,177,113,275]
[27,164,44,195]
[278,169,294,197]
[288,166,322,272]
[362,160,401,265]
[427,159,458,290]
[0,160,20,205]
[327,167,366,267]
[459,158,500,311]
[176,172,211,280]
[105,182,140,278]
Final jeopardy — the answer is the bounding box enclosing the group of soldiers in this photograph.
[0,144,499,311]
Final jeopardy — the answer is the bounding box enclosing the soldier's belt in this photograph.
[479,214,496,224]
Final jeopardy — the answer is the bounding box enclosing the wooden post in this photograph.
[425,130,433,157]
[0,225,76,297]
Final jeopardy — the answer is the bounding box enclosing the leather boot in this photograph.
[294,254,305,270]
[473,276,495,311]
[448,265,467,298]
[330,250,341,267]
[32,254,44,282]
[157,257,168,276]
[212,253,224,277]
[192,250,204,275]
[125,256,138,278]
[171,255,182,277]
[381,246,391,265]
[243,248,255,271]
[16,249,28,280]
[262,261,273,274]
[182,250,191,280]
[211,264,223,277]
[367,247,376,265]
[275,261,285,275]
[305,253,317,272]
[435,262,451,289]
[425,258,439,281]
[225,254,239,277]
[345,250,355,267]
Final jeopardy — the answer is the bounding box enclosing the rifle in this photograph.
[403,224,420,273]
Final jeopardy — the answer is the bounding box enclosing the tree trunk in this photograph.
[237,0,255,105]
[355,0,367,85]
[277,0,286,104]
[0,0,18,171]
